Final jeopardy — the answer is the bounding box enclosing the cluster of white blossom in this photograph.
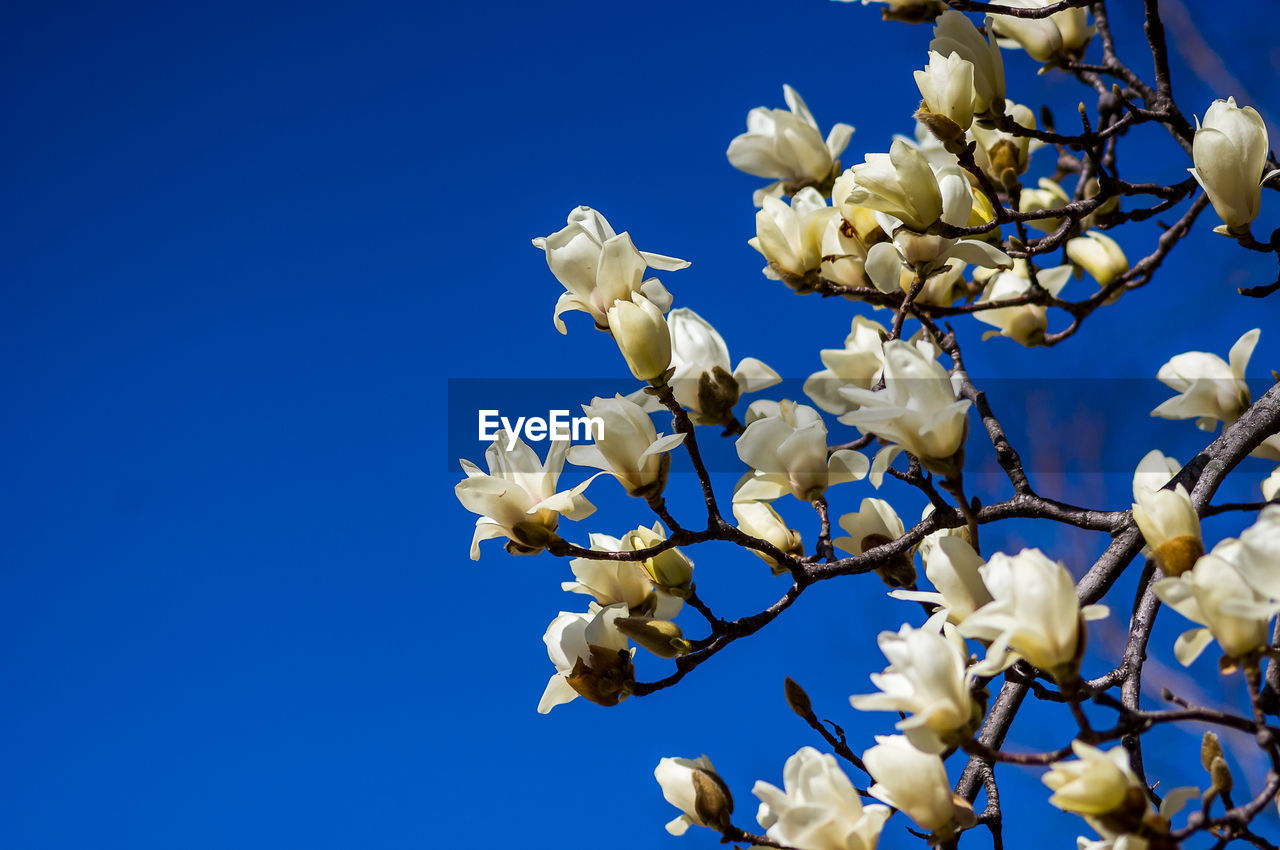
[454,1,1280,846]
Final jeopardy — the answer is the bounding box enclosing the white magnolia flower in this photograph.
[538,602,633,713]
[1190,98,1278,232]
[562,531,683,620]
[753,747,891,850]
[974,262,1072,346]
[456,432,599,560]
[863,210,1011,295]
[1154,539,1277,665]
[970,101,1039,182]
[988,0,1094,62]
[915,50,977,136]
[960,548,1109,679]
[930,10,1005,114]
[834,497,916,587]
[1043,742,1148,819]
[735,400,869,502]
[864,735,963,834]
[728,85,854,206]
[567,395,684,499]
[607,292,672,382]
[804,316,892,415]
[750,188,837,286]
[1132,484,1202,576]
[1066,231,1129,288]
[1132,449,1182,501]
[838,340,971,475]
[533,206,687,333]
[893,533,993,623]
[733,500,805,574]
[628,523,695,597]
[655,755,734,835]
[666,308,781,426]
[1151,328,1259,430]
[843,139,973,232]
[850,615,978,753]
[1229,506,1280,600]
[1263,468,1280,502]
[1019,177,1073,233]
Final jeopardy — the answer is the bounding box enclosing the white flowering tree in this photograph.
[456,1,1280,847]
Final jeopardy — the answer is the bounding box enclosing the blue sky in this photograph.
[3,1,1280,848]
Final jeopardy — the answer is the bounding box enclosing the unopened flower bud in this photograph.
[1201,731,1224,771]
[630,524,695,595]
[607,293,672,382]
[733,500,805,574]
[655,756,734,835]
[615,616,689,659]
[1066,230,1129,288]
[1190,97,1276,232]
[1210,756,1234,794]
[1133,484,1203,576]
[783,677,813,718]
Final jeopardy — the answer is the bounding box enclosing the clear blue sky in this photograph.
[3,1,1279,848]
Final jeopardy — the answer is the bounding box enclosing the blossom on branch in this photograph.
[987,0,1094,63]
[838,340,971,476]
[727,85,853,206]
[1042,742,1148,827]
[455,433,598,560]
[834,497,917,587]
[1150,328,1259,430]
[732,500,805,574]
[538,602,634,713]
[1132,483,1202,576]
[929,11,1005,115]
[892,532,992,623]
[735,399,869,502]
[864,734,971,836]
[655,755,734,835]
[750,188,836,290]
[1153,538,1277,666]
[665,308,781,426]
[533,206,687,333]
[752,747,890,850]
[849,614,980,753]
[562,529,684,619]
[1189,98,1277,233]
[566,395,684,500]
[960,548,1109,681]
[607,292,672,382]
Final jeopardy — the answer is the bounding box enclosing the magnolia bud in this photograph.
[1201,731,1224,771]
[630,525,695,595]
[615,616,689,659]
[1190,97,1275,232]
[733,500,805,575]
[783,677,813,718]
[1210,756,1234,794]
[655,756,734,836]
[607,293,672,382]
[1067,230,1129,289]
[1133,485,1203,576]
[692,770,734,832]
[914,50,976,135]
